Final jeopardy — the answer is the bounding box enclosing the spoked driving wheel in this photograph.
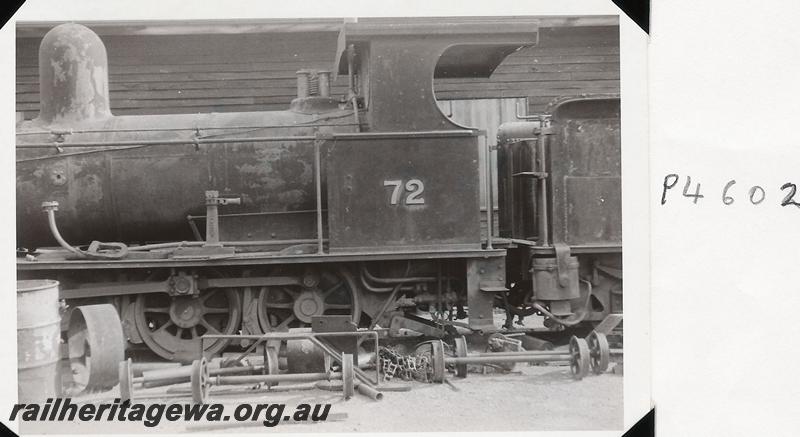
[134,289,242,362]
[257,267,361,332]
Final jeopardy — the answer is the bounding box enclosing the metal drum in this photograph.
[17,280,61,402]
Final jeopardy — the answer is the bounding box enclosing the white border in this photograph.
[1,1,650,436]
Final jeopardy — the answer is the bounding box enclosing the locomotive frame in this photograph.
[16,18,622,364]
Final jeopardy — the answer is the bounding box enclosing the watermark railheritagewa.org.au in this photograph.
[9,398,332,427]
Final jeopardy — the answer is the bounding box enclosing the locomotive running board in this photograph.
[19,248,507,271]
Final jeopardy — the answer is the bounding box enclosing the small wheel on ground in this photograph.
[569,335,590,380]
[587,331,610,374]
[430,340,446,383]
[453,336,468,378]
[191,357,210,404]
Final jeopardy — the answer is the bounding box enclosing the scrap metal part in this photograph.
[66,304,125,392]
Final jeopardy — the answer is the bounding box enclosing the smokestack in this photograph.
[37,23,112,125]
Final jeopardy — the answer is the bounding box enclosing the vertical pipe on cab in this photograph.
[347,44,361,132]
[485,138,494,250]
[537,132,550,246]
[314,140,324,254]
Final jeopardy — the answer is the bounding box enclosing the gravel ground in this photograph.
[21,313,623,433]
[21,360,622,434]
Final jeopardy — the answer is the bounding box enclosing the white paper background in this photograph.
[0,1,653,436]
[651,1,800,436]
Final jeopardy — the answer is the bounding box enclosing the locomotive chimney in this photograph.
[37,23,112,125]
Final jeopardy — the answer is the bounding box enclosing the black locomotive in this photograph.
[17,20,621,363]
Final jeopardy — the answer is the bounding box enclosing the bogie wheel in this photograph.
[587,331,610,374]
[134,289,242,363]
[118,358,133,402]
[67,304,125,392]
[257,267,361,332]
[191,357,210,404]
[341,353,355,400]
[569,336,591,380]
[453,336,468,378]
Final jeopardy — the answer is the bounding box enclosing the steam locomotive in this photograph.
[16,21,622,363]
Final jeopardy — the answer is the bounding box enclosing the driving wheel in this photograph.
[134,289,242,362]
[257,268,361,332]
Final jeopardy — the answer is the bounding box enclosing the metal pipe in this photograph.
[130,362,181,378]
[314,140,324,254]
[214,372,340,385]
[437,261,443,316]
[19,135,318,149]
[358,266,414,293]
[200,330,381,387]
[361,264,436,284]
[167,383,316,395]
[368,284,403,330]
[537,134,550,246]
[307,336,379,388]
[532,279,593,327]
[127,239,324,251]
[355,383,384,401]
[42,203,86,258]
[472,351,566,358]
[514,98,546,121]
[486,139,495,250]
[445,355,567,365]
[19,130,475,150]
[141,363,263,385]
[17,120,359,136]
[347,44,361,132]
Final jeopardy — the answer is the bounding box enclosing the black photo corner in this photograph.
[623,407,655,437]
[0,0,24,29]
[612,0,650,33]
[0,418,17,437]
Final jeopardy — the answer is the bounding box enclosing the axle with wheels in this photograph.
[190,353,360,404]
[118,358,271,402]
[422,332,611,382]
